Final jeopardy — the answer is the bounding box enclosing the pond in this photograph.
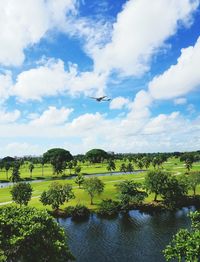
[59,206,195,262]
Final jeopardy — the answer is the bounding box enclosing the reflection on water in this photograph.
[59,206,195,262]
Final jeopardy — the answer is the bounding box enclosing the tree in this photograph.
[120,163,127,173]
[145,170,169,201]
[4,162,11,180]
[83,177,104,205]
[40,182,75,210]
[28,163,34,178]
[43,148,73,175]
[107,160,116,173]
[10,162,20,182]
[161,176,188,207]
[116,180,147,211]
[137,160,144,170]
[185,158,193,172]
[143,157,151,170]
[75,174,85,188]
[10,183,32,207]
[164,211,200,261]
[67,161,73,175]
[74,165,81,176]
[85,149,108,163]
[0,206,74,262]
[126,162,134,172]
[188,171,200,196]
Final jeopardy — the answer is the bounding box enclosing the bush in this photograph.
[64,206,75,217]
[97,199,120,217]
[0,206,74,262]
[71,204,90,221]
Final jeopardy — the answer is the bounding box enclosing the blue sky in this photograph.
[0,0,200,156]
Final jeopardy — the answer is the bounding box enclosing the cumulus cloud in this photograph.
[13,59,107,101]
[93,0,199,76]
[0,109,21,124]
[30,106,73,126]
[109,96,130,110]
[149,36,200,100]
[0,109,200,155]
[0,0,77,66]
[0,71,13,103]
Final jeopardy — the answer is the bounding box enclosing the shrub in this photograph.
[71,204,90,221]
[97,199,120,217]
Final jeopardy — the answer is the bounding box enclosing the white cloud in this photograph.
[110,96,130,110]
[0,71,13,103]
[13,59,107,101]
[0,109,21,124]
[174,97,187,105]
[3,142,42,157]
[0,0,77,66]
[30,106,73,126]
[93,0,199,76]
[149,36,200,100]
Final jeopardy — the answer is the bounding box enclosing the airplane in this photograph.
[88,96,111,102]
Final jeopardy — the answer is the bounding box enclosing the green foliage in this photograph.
[107,160,116,173]
[97,199,119,217]
[28,163,34,177]
[164,211,200,261]
[40,182,75,210]
[85,149,108,163]
[120,163,127,173]
[188,171,200,195]
[145,170,169,201]
[74,165,81,175]
[43,148,73,175]
[10,182,32,206]
[71,204,90,221]
[10,162,21,182]
[0,206,74,262]
[161,176,188,207]
[75,174,85,188]
[116,180,147,211]
[126,162,134,172]
[83,177,104,204]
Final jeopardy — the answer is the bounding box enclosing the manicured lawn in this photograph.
[1,157,200,211]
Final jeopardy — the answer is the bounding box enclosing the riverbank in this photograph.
[50,195,200,219]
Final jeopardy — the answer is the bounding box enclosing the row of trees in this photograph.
[10,170,200,212]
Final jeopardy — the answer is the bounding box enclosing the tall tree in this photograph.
[43,148,73,175]
[120,163,127,173]
[83,177,104,205]
[85,149,108,163]
[145,170,169,201]
[10,162,20,183]
[188,171,200,196]
[107,160,116,173]
[28,163,34,178]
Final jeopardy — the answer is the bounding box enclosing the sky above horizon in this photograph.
[0,0,200,157]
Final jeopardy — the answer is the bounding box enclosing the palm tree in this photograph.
[120,163,127,174]
[29,163,34,178]
[107,160,116,174]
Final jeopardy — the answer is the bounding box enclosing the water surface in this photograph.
[59,207,195,262]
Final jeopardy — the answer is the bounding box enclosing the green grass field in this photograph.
[0,157,200,210]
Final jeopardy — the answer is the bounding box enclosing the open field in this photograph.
[1,157,200,210]
[1,156,199,182]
